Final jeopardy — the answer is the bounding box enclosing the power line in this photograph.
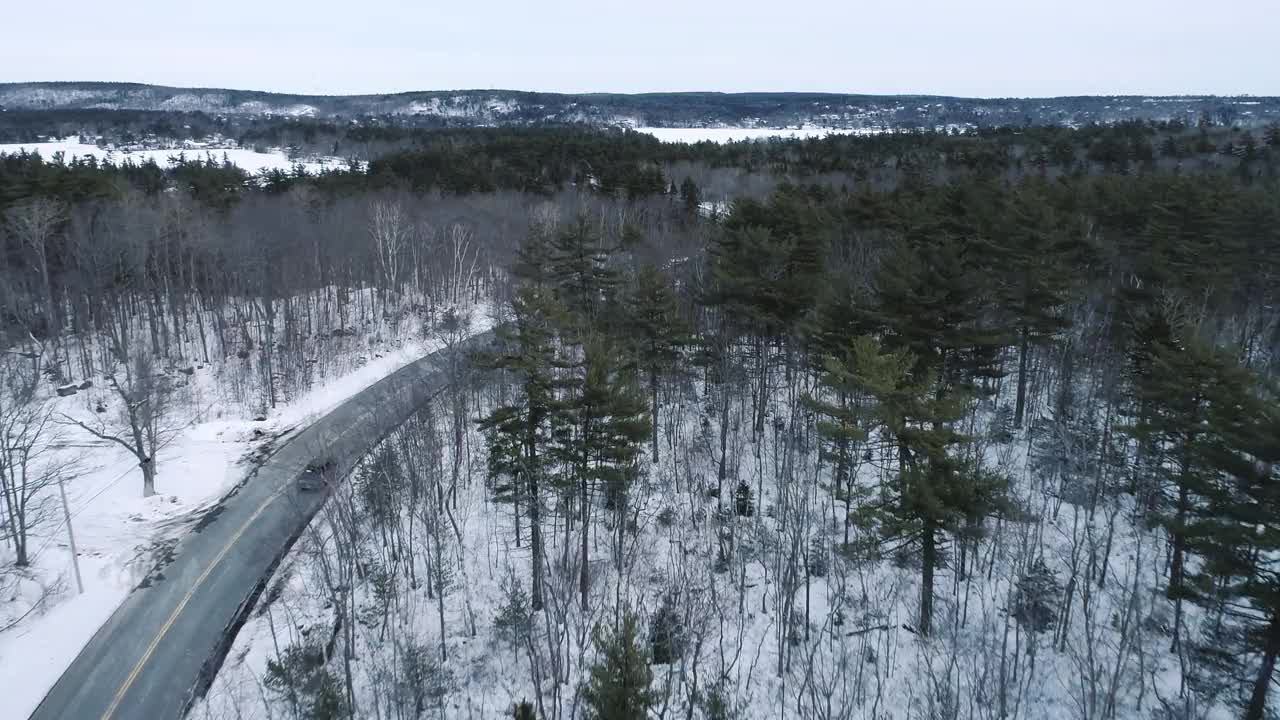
[27,462,136,559]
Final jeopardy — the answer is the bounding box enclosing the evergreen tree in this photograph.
[679,176,702,215]
[1175,349,1280,720]
[804,336,873,548]
[479,287,563,611]
[551,339,650,610]
[581,612,656,720]
[987,183,1084,427]
[624,264,689,463]
[548,215,617,328]
[707,219,823,436]
[855,236,1010,636]
[513,223,556,288]
[863,235,1007,397]
[1122,326,1226,649]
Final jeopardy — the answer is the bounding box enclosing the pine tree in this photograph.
[624,264,689,463]
[1136,180,1231,302]
[863,234,1007,397]
[804,335,874,548]
[1169,347,1280,720]
[478,287,563,611]
[551,339,649,610]
[1122,326,1226,650]
[581,612,656,720]
[986,183,1084,427]
[855,236,1011,636]
[679,176,702,215]
[709,190,829,436]
[513,224,556,288]
[548,215,617,328]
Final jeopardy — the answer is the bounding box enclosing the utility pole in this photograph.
[56,476,83,594]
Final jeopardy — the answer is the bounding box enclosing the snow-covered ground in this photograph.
[637,127,884,143]
[0,139,354,174]
[0,302,491,719]
[193,357,1201,720]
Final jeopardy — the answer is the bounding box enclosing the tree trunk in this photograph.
[920,516,936,637]
[838,438,851,549]
[650,367,660,464]
[433,522,447,662]
[1244,612,1280,720]
[754,337,768,440]
[141,457,156,498]
[580,472,590,611]
[526,451,544,612]
[1168,480,1190,652]
[717,390,729,511]
[1014,328,1030,429]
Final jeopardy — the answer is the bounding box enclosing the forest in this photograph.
[6,81,1277,131]
[3,118,1280,720]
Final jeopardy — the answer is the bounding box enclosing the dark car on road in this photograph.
[298,458,335,491]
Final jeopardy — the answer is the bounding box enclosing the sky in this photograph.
[3,0,1275,97]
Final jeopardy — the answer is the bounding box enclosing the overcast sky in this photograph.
[3,0,1274,97]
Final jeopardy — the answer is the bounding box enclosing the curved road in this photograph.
[30,333,490,720]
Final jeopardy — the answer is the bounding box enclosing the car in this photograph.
[298,458,336,492]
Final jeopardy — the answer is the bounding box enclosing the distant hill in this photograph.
[2,81,1277,130]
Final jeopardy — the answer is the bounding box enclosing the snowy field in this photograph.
[0,300,491,719]
[0,139,354,175]
[636,127,884,143]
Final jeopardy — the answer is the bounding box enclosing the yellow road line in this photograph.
[101,483,291,720]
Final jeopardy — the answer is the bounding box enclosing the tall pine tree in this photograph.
[478,286,563,611]
[857,235,1010,636]
[551,339,649,610]
[623,264,689,463]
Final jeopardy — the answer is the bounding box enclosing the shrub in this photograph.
[649,594,685,664]
[656,505,677,528]
[734,482,754,518]
[264,641,348,720]
[582,612,656,720]
[807,536,829,578]
[1011,558,1062,634]
[494,573,533,649]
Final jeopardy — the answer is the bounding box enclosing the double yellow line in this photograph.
[101,483,291,720]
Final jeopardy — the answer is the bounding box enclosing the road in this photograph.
[30,333,490,720]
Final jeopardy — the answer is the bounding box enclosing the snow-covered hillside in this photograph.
[5,82,1274,128]
[0,139,353,175]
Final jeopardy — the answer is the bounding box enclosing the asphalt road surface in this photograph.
[30,332,491,720]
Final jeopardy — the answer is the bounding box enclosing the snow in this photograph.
[0,139,354,175]
[398,95,522,118]
[0,302,492,719]
[637,127,884,144]
[192,343,1218,720]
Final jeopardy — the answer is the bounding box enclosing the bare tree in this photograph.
[444,224,480,307]
[4,198,66,347]
[0,359,63,567]
[371,200,409,312]
[64,353,178,497]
